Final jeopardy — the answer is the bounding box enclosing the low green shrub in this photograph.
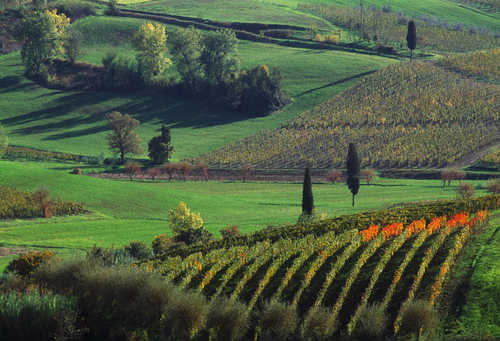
[124,241,151,260]
[302,305,335,340]
[259,299,298,341]
[49,0,96,20]
[162,289,208,339]
[350,303,387,341]
[398,300,439,337]
[207,297,249,341]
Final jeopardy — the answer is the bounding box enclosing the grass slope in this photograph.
[0,16,394,160]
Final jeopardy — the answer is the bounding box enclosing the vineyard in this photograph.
[139,210,490,337]
[199,59,500,169]
[299,3,500,53]
[438,48,500,81]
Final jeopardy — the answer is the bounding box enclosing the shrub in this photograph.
[71,168,82,175]
[124,241,151,260]
[398,300,439,337]
[33,187,52,218]
[457,183,474,200]
[240,164,254,182]
[152,234,173,256]
[174,227,214,246]
[351,303,387,340]
[49,0,96,20]
[326,170,343,183]
[147,167,161,181]
[197,162,209,181]
[207,297,249,341]
[169,201,204,234]
[485,179,500,194]
[259,300,298,340]
[124,162,142,180]
[302,305,335,340]
[0,291,79,341]
[6,250,55,278]
[163,289,208,339]
[361,169,376,184]
[85,245,132,267]
[220,225,240,239]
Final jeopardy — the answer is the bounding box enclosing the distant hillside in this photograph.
[199,49,500,169]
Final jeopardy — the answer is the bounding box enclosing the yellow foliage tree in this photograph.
[168,201,203,234]
[133,22,171,80]
[45,9,70,55]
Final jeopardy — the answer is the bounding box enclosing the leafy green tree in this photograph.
[302,167,314,216]
[200,29,240,87]
[148,125,174,164]
[106,111,143,164]
[406,20,417,60]
[170,26,204,91]
[16,10,69,75]
[168,201,203,234]
[64,26,83,64]
[347,143,360,207]
[133,22,171,81]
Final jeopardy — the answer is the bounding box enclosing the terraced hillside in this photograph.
[199,49,500,169]
[140,209,493,337]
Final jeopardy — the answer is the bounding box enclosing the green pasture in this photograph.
[124,0,500,31]
[0,160,495,265]
[450,213,500,337]
[0,16,394,161]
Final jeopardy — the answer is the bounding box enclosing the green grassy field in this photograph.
[0,15,394,161]
[454,214,500,337]
[125,0,500,31]
[0,160,494,267]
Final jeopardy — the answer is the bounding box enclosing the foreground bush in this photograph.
[259,300,298,340]
[351,303,388,341]
[398,300,439,337]
[0,291,79,341]
[207,297,249,341]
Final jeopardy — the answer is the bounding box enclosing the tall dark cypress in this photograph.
[347,143,360,207]
[406,20,417,61]
[302,167,314,215]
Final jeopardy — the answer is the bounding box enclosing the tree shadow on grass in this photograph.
[5,87,252,140]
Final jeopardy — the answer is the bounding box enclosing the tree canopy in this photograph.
[105,111,143,163]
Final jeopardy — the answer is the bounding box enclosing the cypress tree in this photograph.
[346,143,360,207]
[302,167,314,215]
[406,20,417,61]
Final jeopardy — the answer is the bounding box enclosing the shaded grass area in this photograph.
[453,215,500,337]
[0,16,394,161]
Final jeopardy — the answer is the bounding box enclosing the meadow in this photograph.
[0,15,394,161]
[124,0,500,32]
[0,160,494,269]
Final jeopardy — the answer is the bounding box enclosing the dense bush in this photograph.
[398,300,439,337]
[0,186,86,219]
[159,194,500,258]
[124,241,151,260]
[6,250,55,278]
[485,179,500,194]
[48,0,96,20]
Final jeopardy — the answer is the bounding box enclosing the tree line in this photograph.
[15,7,288,116]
